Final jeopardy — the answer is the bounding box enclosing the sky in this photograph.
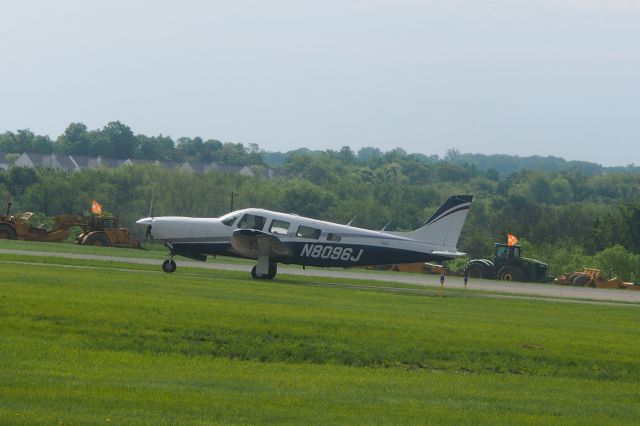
[1,0,639,166]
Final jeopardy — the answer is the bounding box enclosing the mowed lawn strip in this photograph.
[0,261,639,424]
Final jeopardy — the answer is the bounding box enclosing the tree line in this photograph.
[1,148,640,280]
[0,122,263,166]
[2,122,640,281]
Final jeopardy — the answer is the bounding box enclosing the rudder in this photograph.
[405,195,473,248]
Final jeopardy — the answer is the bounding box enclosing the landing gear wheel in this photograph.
[251,262,278,280]
[162,259,177,273]
[267,262,277,279]
[496,266,523,282]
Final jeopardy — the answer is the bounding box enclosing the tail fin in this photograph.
[403,195,473,248]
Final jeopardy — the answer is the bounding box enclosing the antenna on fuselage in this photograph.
[380,220,391,231]
[148,189,155,218]
[346,215,358,226]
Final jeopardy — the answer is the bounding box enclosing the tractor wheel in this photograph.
[0,224,17,240]
[84,233,111,247]
[465,263,490,279]
[496,266,523,282]
[572,274,591,286]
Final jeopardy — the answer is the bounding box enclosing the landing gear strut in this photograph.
[251,262,277,280]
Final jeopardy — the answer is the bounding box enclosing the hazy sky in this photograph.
[1,0,638,165]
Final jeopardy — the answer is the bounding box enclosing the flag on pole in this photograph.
[91,200,103,215]
[507,233,518,247]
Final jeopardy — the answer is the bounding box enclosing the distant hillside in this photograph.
[446,152,640,175]
[263,148,640,176]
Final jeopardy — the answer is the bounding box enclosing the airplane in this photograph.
[136,194,473,279]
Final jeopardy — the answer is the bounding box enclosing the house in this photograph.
[14,152,78,172]
[14,152,48,168]
[51,154,77,172]
[8,151,266,178]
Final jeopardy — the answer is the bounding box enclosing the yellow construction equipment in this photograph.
[555,268,636,290]
[0,202,140,248]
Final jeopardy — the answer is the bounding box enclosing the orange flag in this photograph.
[507,233,518,247]
[91,200,103,215]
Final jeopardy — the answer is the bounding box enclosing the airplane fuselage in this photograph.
[138,195,473,278]
[143,208,454,268]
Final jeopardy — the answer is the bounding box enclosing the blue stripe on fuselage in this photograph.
[170,241,453,267]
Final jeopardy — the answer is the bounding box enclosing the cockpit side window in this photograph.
[327,233,341,242]
[296,225,321,239]
[269,219,290,235]
[220,214,239,227]
[237,214,266,231]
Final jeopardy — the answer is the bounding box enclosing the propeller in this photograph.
[141,190,155,248]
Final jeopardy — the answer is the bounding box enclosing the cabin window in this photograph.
[296,225,321,240]
[220,213,239,227]
[327,233,341,242]
[269,219,290,235]
[237,214,266,231]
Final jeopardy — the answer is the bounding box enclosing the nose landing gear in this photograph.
[162,243,177,273]
[162,258,177,273]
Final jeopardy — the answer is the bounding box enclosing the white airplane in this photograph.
[136,195,473,279]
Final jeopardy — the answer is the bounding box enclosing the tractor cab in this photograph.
[495,243,521,262]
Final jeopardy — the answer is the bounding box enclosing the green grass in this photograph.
[0,238,256,265]
[1,254,639,425]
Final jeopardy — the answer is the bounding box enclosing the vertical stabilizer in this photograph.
[401,195,473,249]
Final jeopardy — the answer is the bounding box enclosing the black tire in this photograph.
[0,224,17,240]
[465,263,490,279]
[266,262,277,279]
[572,274,591,286]
[251,263,277,280]
[497,266,523,282]
[84,233,110,247]
[162,259,177,273]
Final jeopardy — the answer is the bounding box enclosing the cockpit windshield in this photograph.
[220,213,240,227]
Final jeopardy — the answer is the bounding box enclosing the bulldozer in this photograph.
[464,243,552,283]
[0,202,140,248]
[75,213,141,248]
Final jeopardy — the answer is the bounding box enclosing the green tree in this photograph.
[55,123,93,155]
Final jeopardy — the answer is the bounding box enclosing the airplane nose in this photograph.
[136,217,153,227]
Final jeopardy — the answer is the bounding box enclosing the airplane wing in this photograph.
[230,229,292,260]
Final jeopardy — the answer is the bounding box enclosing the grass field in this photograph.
[1,249,639,424]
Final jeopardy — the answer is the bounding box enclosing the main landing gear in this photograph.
[251,262,277,280]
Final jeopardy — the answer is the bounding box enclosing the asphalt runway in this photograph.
[2,248,639,304]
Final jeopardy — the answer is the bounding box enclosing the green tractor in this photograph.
[464,243,551,283]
